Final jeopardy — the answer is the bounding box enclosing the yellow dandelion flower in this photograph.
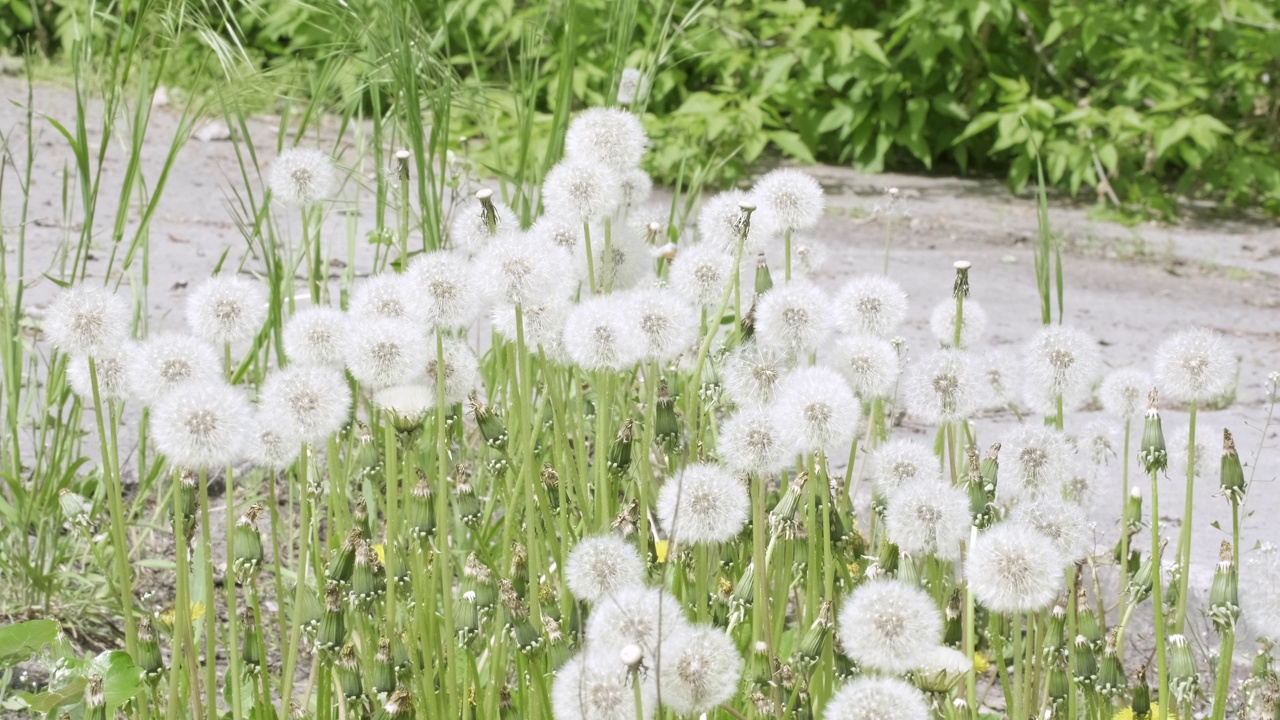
[973,652,991,673]
[655,540,669,563]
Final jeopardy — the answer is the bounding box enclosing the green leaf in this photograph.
[954,112,1001,144]
[767,131,816,163]
[849,29,890,66]
[817,104,854,134]
[1154,117,1192,159]
[0,619,58,668]
[1042,20,1064,47]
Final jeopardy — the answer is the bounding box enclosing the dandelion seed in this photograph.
[697,189,769,255]
[404,250,482,330]
[824,676,930,720]
[718,406,790,475]
[586,585,688,656]
[1002,425,1074,499]
[1009,496,1092,562]
[152,381,253,468]
[283,307,348,368]
[867,438,943,493]
[344,318,430,389]
[450,189,519,253]
[658,625,744,715]
[185,275,268,345]
[1022,325,1102,415]
[771,366,860,455]
[657,463,749,545]
[564,107,648,173]
[929,298,988,349]
[258,365,351,444]
[720,342,793,408]
[128,333,222,405]
[476,235,574,307]
[565,535,645,604]
[269,148,336,208]
[625,288,698,363]
[563,295,643,372]
[904,350,979,424]
[245,409,303,471]
[1100,367,1152,419]
[754,280,834,356]
[832,334,900,399]
[966,522,1065,613]
[884,481,970,561]
[752,168,824,233]
[426,337,481,405]
[550,648,656,720]
[543,160,623,223]
[833,275,909,338]
[1155,327,1237,405]
[67,345,132,402]
[837,578,943,674]
[1240,543,1280,642]
[43,285,130,356]
[669,243,735,309]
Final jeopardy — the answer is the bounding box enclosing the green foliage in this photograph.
[0,620,57,669]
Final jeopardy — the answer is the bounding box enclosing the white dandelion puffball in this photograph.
[343,318,429,389]
[565,535,646,604]
[269,148,335,208]
[1155,327,1238,405]
[476,235,574,308]
[128,333,222,405]
[449,190,519,252]
[884,481,970,561]
[916,645,975,676]
[904,349,979,424]
[720,342,793,408]
[824,676,930,720]
[618,168,653,210]
[833,275,909,338]
[372,384,435,425]
[563,295,643,372]
[564,107,648,172]
[832,334,900,399]
[1009,496,1092,562]
[283,307,347,367]
[1078,419,1118,466]
[67,345,132,402]
[349,272,419,322]
[590,222,651,291]
[771,366,860,455]
[245,409,303,471]
[426,337,481,405]
[551,649,656,720]
[528,214,586,263]
[1021,324,1102,415]
[615,68,646,105]
[257,365,350,444]
[152,381,253,469]
[492,299,571,358]
[966,522,1066,613]
[44,285,130,356]
[752,168,824,233]
[405,250,482,330]
[697,189,770,255]
[542,159,623,223]
[626,288,698,363]
[754,280,834,356]
[1241,544,1280,642]
[1100,367,1152,419]
[929,298,988,349]
[837,578,943,674]
[1002,425,1074,499]
[586,585,689,655]
[658,625,744,715]
[657,463,749,545]
[1167,425,1209,480]
[976,348,1021,411]
[185,274,268,345]
[718,406,790,475]
[868,438,943,493]
[669,242,735,309]
[790,236,829,279]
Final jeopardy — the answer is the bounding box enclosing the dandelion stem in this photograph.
[583,222,597,294]
[1150,463,1170,720]
[1173,400,1197,632]
[87,357,136,658]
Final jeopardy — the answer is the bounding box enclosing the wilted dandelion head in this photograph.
[449,190,518,253]
[1155,327,1237,405]
[405,250,481,330]
[1009,496,1092,562]
[904,349,978,424]
[1241,544,1280,642]
[824,676,931,720]
[492,298,571,359]
[258,365,350,444]
[282,307,347,368]
[868,438,942,493]
[152,381,253,468]
[615,68,646,105]
[658,625,743,715]
[543,159,623,223]
[349,273,418,322]
[833,275,908,338]
[550,648,656,720]
[752,168,824,233]
[563,295,643,372]
[884,481,970,561]
[754,280,834,356]
[586,585,688,656]
[833,334,900,399]
[426,337,481,405]
[657,463,749,545]
[477,235,574,308]
[269,148,335,208]
[976,348,1021,411]
[128,333,222,405]
[930,298,988,349]
[245,409,303,471]
[669,242,735,309]
[771,366,860,455]
[343,318,429,389]
[717,406,790,475]
[837,578,943,674]
[67,345,132,402]
[719,342,793,408]
[185,275,268,345]
[1022,325,1102,415]
[565,107,647,172]
[1100,367,1151,419]
[966,522,1065,613]
[564,534,645,604]
[617,168,653,210]
[625,288,697,363]
[1002,425,1074,499]
[696,189,768,255]
[44,285,130,356]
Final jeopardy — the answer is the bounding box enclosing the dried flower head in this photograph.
[771,366,860,455]
[837,578,943,674]
[868,438,943,493]
[152,381,253,468]
[904,350,979,424]
[563,295,643,372]
[754,280,834,356]
[832,334,900,399]
[657,463,749,545]
[269,148,336,207]
[1002,425,1074,499]
[966,522,1065,613]
[542,159,623,223]
[564,107,648,172]
[128,333,222,405]
[752,168,824,233]
[343,318,430,389]
[1022,325,1102,415]
[283,307,348,368]
[719,342,793,408]
[658,625,744,715]
[1100,367,1152,419]
[833,275,909,338]
[1155,327,1237,405]
[884,481,970,561]
[930,298,988,349]
[258,365,351,444]
[824,677,930,720]
[717,406,790,475]
[565,534,646,603]
[669,242,736,309]
[44,285,130,356]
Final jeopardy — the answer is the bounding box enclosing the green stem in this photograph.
[87,358,136,658]
[281,450,312,714]
[1151,465,1170,720]
[197,467,217,718]
[1174,401,1197,632]
[583,222,597,294]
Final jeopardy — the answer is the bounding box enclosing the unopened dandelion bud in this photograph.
[453,468,483,527]
[755,253,773,295]
[316,581,346,652]
[335,643,363,700]
[372,689,413,720]
[326,528,362,584]
[612,499,640,537]
[350,541,385,604]
[749,690,772,714]
[731,563,756,607]
[770,471,807,536]
[792,601,832,667]
[468,394,508,451]
[84,675,106,720]
[1222,428,1246,504]
[980,442,1000,490]
[371,637,396,696]
[944,591,963,646]
[297,585,323,636]
[1131,666,1152,716]
[1124,486,1143,532]
[1210,540,1240,630]
[174,468,198,540]
[1077,589,1101,651]
[1139,390,1167,473]
[407,473,435,539]
[655,380,680,447]
[1048,665,1071,705]
[1044,604,1068,664]
[232,504,265,581]
[1169,634,1200,705]
[1128,541,1161,604]
[59,489,94,534]
[137,615,163,681]
[897,552,922,587]
[607,420,634,474]
[240,606,262,676]
[1072,635,1098,688]
[1097,630,1128,699]
[348,497,371,540]
[393,149,411,181]
[540,464,560,510]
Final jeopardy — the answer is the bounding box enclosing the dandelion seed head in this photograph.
[930,298,988,349]
[904,350,979,424]
[405,250,482,329]
[772,366,860,455]
[1079,419,1118,466]
[426,337,481,405]
[1002,425,1074,499]
[837,578,943,674]
[658,625,743,715]
[68,345,132,402]
[349,273,419,322]
[550,648,656,720]
[564,107,648,173]
[283,307,348,368]
[884,481,970,561]
[44,285,130,356]
[449,191,519,253]
[184,275,268,346]
[625,288,697,363]
[618,168,653,210]
[966,522,1065,613]
[834,275,908,338]
[563,295,643,372]
[1155,327,1237,404]
[152,381,253,468]
[720,342,794,408]
[976,348,1021,411]
[1009,496,1092,562]
[1099,367,1151,419]
[128,333,222,405]
[1167,425,1209,480]
[343,318,429,389]
[259,365,351,444]
[868,438,943,493]
[586,585,689,657]
[752,168,824,233]
[832,334,900,399]
[1241,544,1280,642]
[246,409,303,471]
[718,406,790,475]
[670,243,735,309]
[543,159,624,223]
[372,384,435,425]
[492,299,571,360]
[1022,325,1102,415]
[755,280,834,356]
[696,189,769,255]
[657,463,749,545]
[269,148,335,208]
[565,535,645,604]
[476,235,574,307]
[590,223,651,291]
[615,68,646,105]
[824,676,931,720]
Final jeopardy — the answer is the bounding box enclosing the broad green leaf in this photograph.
[1042,20,1064,47]
[0,619,58,668]
[955,112,1001,144]
[849,29,890,66]
[767,131,816,163]
[1154,118,1192,159]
